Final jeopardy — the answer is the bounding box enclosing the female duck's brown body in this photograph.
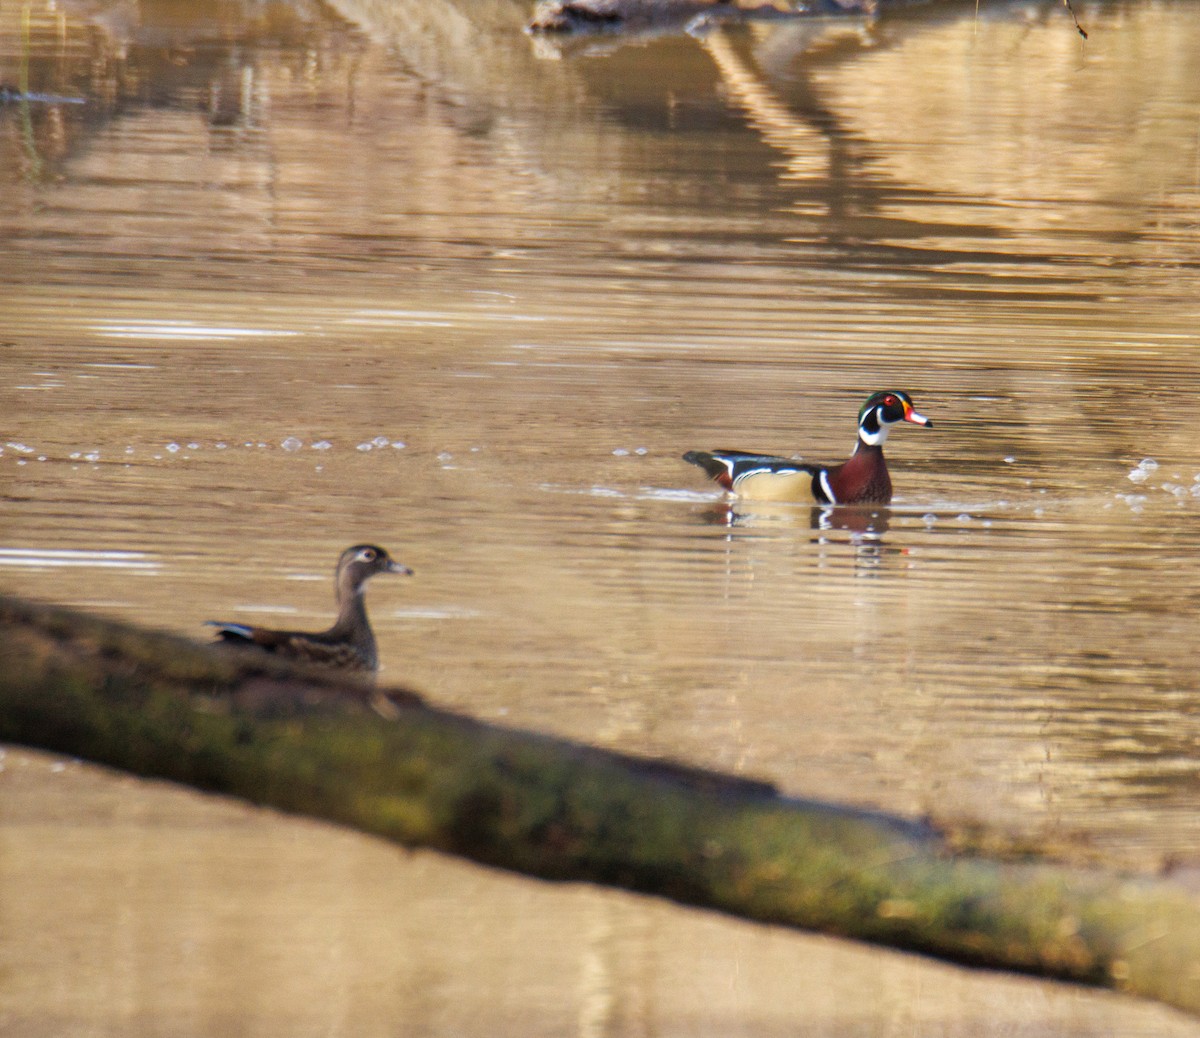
[683,390,931,505]
[206,544,412,673]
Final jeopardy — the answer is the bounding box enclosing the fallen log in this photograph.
[1,593,1197,1016]
[526,0,873,35]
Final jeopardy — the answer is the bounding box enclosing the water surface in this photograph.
[3,0,1200,1032]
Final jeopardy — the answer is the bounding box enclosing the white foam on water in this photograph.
[93,321,300,340]
[0,548,160,572]
[635,487,719,503]
[390,607,482,620]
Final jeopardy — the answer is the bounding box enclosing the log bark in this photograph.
[1,593,1197,1015]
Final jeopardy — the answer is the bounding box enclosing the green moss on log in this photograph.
[1,593,1198,1016]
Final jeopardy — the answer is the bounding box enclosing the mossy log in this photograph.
[1,593,1198,1016]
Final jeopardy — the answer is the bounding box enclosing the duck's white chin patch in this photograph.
[859,409,891,447]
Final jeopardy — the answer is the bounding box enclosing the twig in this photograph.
[1062,0,1088,39]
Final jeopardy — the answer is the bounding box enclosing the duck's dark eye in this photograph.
[360,549,376,562]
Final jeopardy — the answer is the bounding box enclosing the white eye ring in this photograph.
[357,549,377,562]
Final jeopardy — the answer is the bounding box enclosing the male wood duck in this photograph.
[683,390,931,505]
[206,544,412,673]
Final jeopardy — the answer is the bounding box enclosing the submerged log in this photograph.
[1,593,1198,1016]
[527,0,876,35]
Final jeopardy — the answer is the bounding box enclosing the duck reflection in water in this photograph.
[697,500,894,569]
[699,499,888,533]
[206,544,412,675]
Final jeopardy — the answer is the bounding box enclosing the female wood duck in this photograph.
[206,544,412,673]
[683,390,931,505]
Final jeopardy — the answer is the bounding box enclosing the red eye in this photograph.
[884,395,897,407]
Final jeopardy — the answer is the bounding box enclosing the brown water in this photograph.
[3,0,1200,1032]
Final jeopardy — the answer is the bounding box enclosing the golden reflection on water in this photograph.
[4,0,1200,1032]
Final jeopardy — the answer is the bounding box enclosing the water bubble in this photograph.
[84,452,100,463]
[956,513,972,522]
[7,442,34,454]
[635,447,649,456]
[69,452,81,461]
[125,446,135,455]
[390,441,406,450]
[922,513,937,526]
[166,443,180,453]
[1003,456,1016,464]
[437,451,454,463]
[612,448,630,457]
[1129,457,1159,482]
[312,440,333,451]
[373,436,390,448]
[356,442,373,452]
[188,442,200,451]
[281,437,303,452]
